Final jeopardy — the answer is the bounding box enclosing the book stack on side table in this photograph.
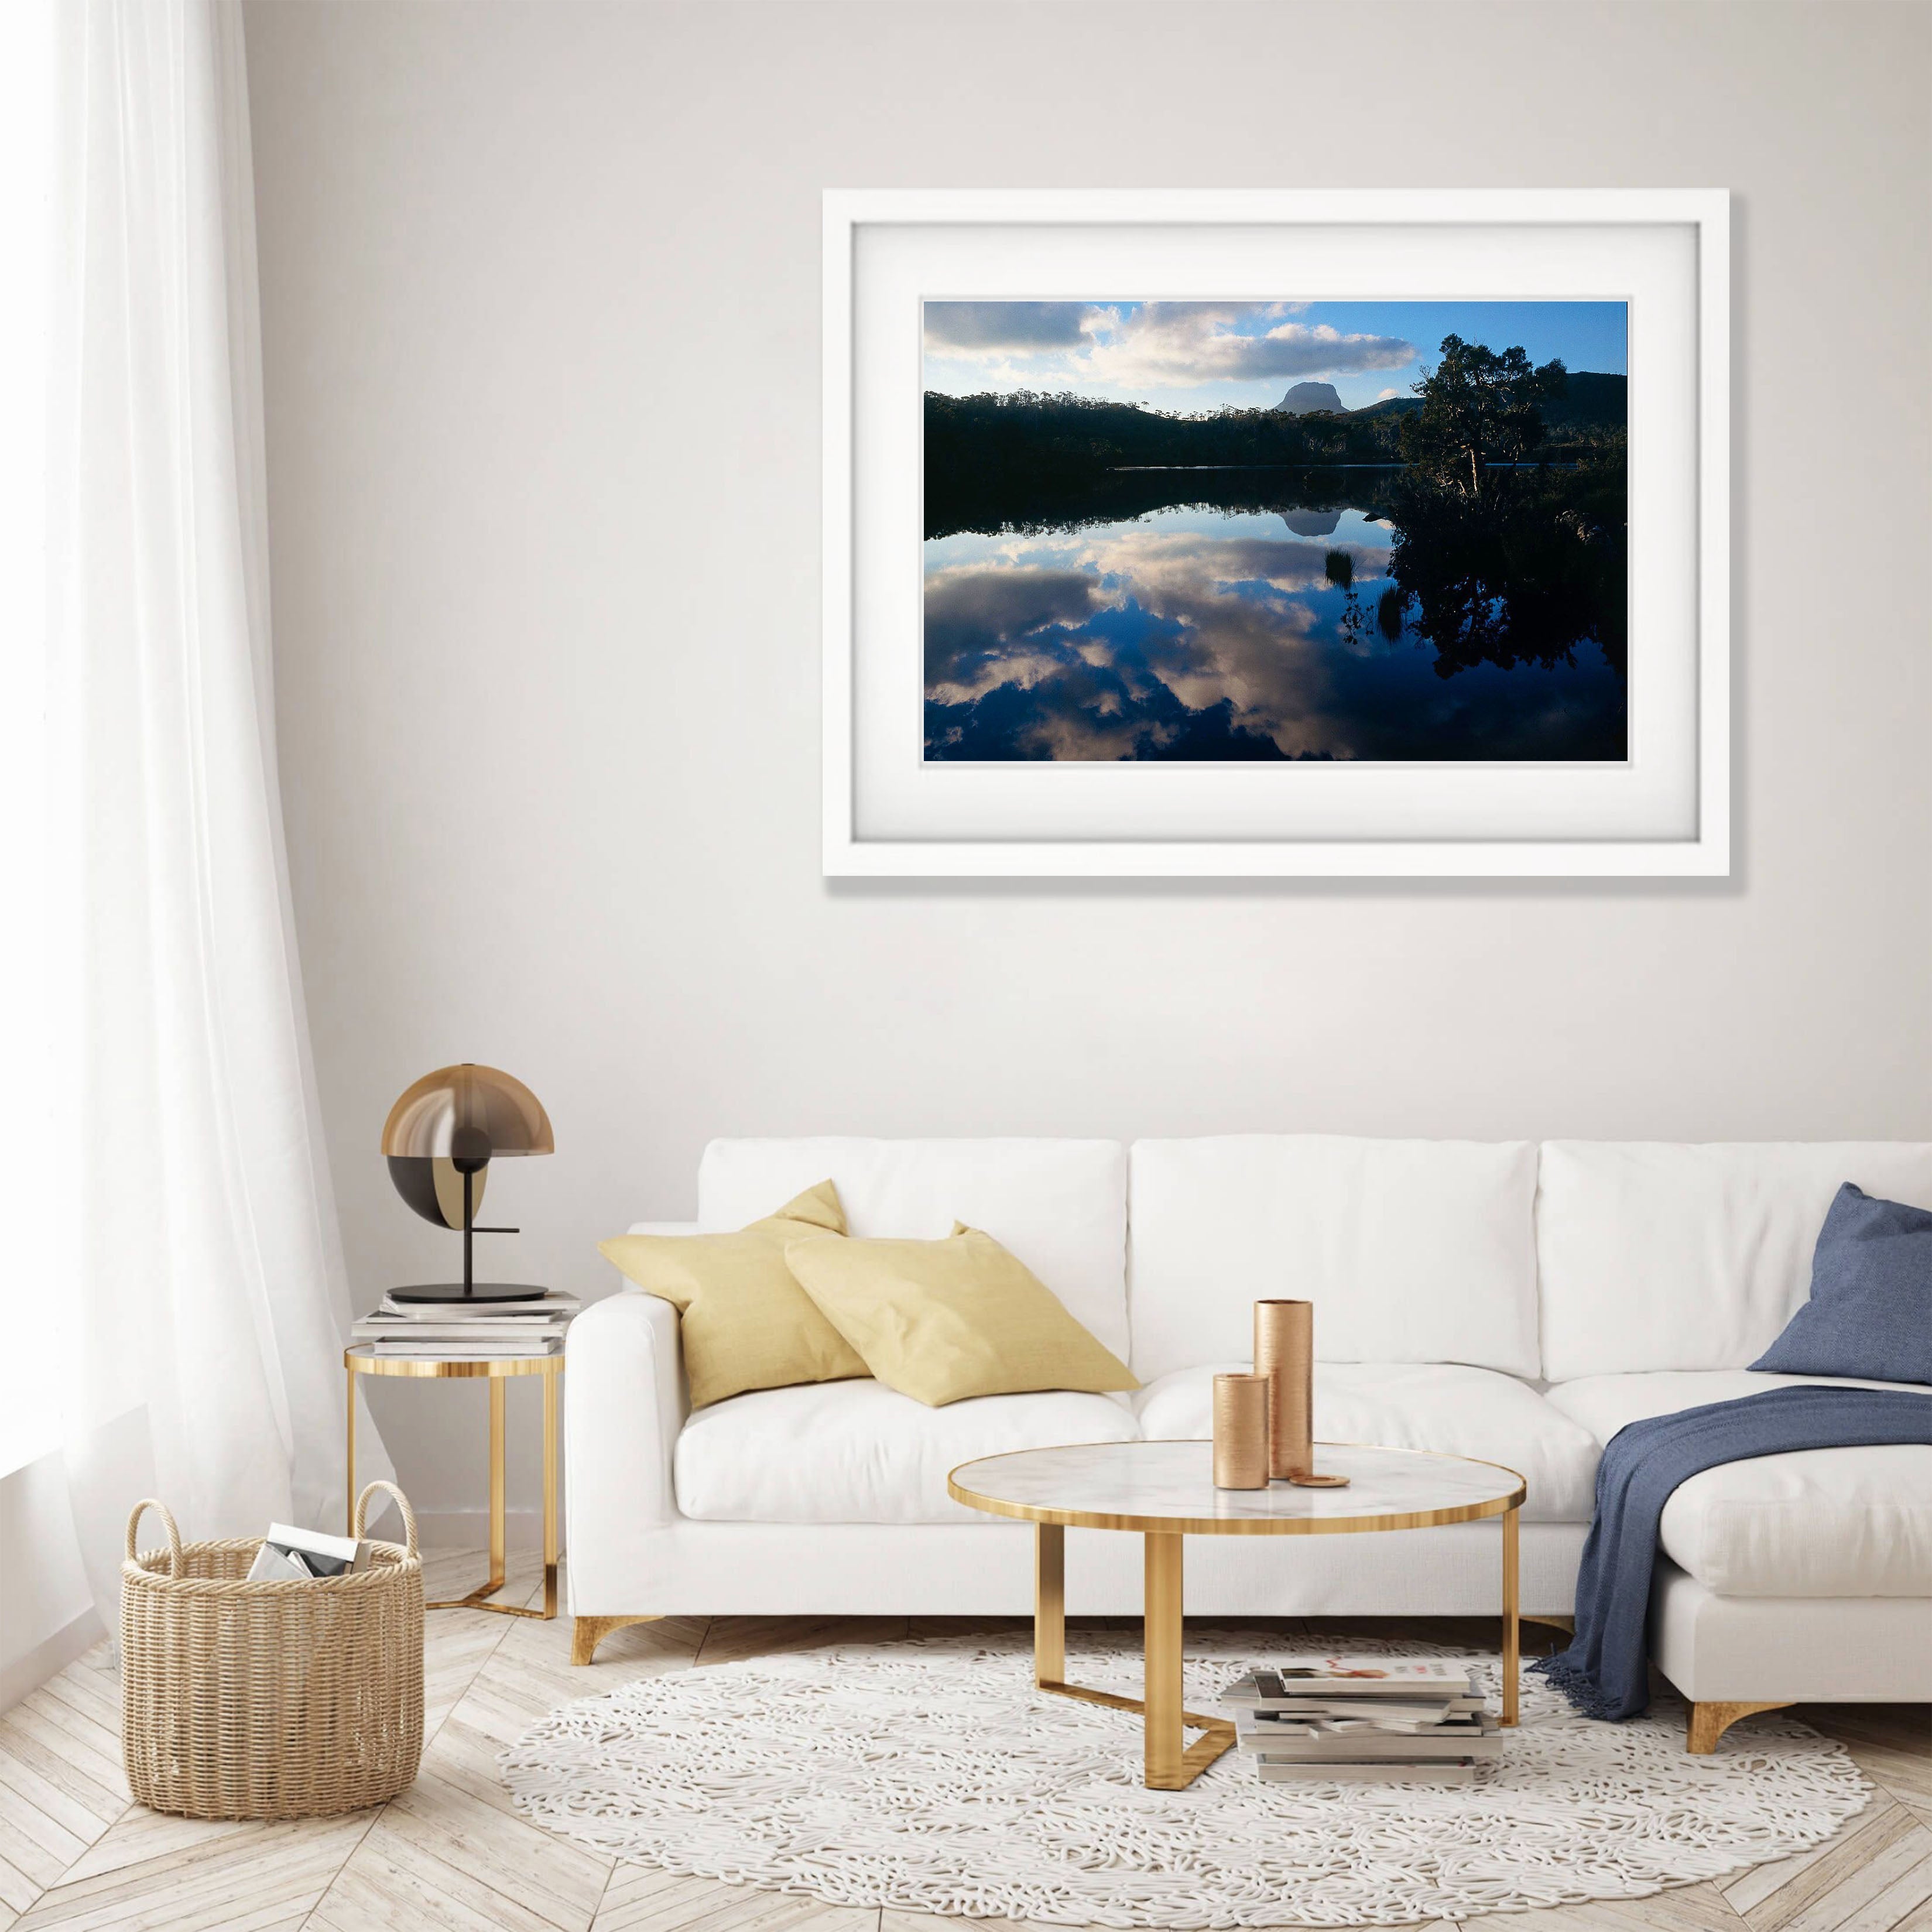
[1221,1662,1502,1783]
[351,1290,579,1359]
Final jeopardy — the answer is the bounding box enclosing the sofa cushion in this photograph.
[1546,1371,1932,1597]
[1132,1362,1598,1522]
[698,1138,1130,1361]
[1751,1184,1932,1385]
[786,1227,1137,1406]
[674,1378,1139,1525]
[1536,1142,1932,1382]
[1127,1137,1540,1383]
[599,1181,865,1408]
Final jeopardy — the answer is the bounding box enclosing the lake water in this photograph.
[923,491,1627,762]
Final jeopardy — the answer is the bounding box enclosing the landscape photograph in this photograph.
[923,299,1629,763]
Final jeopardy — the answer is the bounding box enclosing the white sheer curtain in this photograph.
[0,0,57,1484]
[25,0,387,1616]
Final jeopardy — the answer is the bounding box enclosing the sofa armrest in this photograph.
[566,1289,686,1556]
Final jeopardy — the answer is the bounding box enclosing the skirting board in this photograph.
[1,1606,107,1715]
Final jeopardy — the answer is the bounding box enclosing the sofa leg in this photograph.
[1687,1700,1791,1753]
[573,1614,662,1666]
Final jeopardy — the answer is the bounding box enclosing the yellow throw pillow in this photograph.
[783,1223,1138,1407]
[598,1181,868,1408]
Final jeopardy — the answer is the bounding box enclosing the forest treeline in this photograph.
[924,359,1625,541]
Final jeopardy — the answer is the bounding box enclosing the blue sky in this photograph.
[923,299,1627,414]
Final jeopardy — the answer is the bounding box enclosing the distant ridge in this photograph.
[1539,372,1626,430]
[1348,372,1625,430]
[1348,395,1420,422]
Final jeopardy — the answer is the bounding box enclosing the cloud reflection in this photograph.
[924,509,1625,762]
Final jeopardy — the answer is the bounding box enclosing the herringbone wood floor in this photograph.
[1,1553,1926,1931]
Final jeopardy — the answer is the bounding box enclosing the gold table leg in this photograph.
[1502,1503,1520,1726]
[344,1364,356,1534]
[1030,1522,1234,1790]
[425,1371,561,1619]
[1035,1522,1065,1686]
[483,1376,508,1596]
[541,1366,559,1618]
[1145,1532,1185,1787]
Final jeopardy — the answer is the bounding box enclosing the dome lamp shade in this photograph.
[382,1064,554,1303]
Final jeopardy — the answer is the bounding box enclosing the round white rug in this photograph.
[500,1632,1871,1927]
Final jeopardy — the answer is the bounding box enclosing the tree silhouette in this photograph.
[1400,335,1568,498]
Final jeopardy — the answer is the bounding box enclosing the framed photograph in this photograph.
[823,190,1728,876]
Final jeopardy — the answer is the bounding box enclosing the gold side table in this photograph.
[345,1345,561,1619]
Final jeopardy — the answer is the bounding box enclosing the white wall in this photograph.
[0,1457,100,1710]
[242,0,1932,1526]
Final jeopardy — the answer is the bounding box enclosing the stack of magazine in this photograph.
[1221,1660,1502,1784]
[351,1290,579,1359]
[246,1522,372,1582]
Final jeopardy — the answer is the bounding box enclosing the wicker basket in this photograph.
[121,1481,424,1819]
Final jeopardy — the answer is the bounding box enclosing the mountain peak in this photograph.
[1275,381,1345,416]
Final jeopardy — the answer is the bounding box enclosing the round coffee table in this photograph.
[948,1439,1526,1790]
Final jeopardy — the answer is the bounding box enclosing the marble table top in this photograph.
[948,1440,1524,1534]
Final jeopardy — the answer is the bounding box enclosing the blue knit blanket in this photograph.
[1534,1385,1932,1721]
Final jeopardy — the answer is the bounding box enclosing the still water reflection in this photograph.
[923,481,1626,762]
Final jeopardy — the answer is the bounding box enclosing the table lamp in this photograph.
[382,1063,554,1303]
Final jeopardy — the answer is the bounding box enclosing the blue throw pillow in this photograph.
[1751,1182,1932,1384]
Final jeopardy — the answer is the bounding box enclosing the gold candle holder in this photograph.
[1211,1373,1270,1489]
[1253,1299,1349,1488]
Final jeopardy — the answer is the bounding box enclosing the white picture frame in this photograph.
[823,189,1728,878]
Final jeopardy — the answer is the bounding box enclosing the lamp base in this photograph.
[387,1282,553,1305]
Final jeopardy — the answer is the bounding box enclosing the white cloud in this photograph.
[1378,388,1402,401]
[1085,304,1415,389]
[923,302,1094,356]
[924,301,1415,390]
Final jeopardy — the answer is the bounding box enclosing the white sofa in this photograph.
[566,1136,1932,1746]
